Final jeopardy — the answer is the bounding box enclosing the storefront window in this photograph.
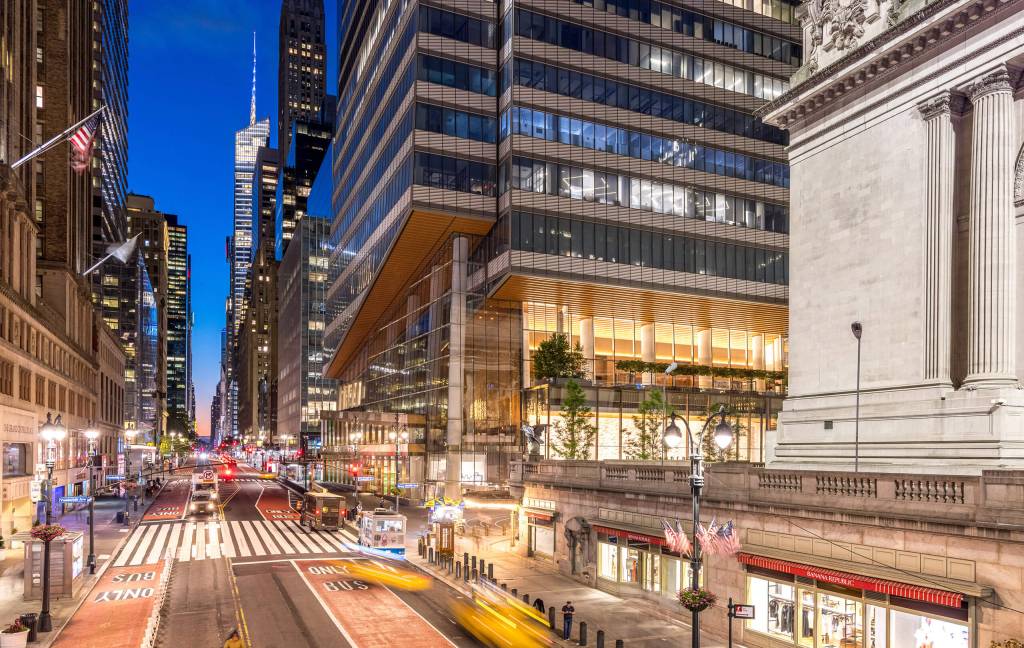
[664,556,682,595]
[2,443,27,476]
[642,551,661,593]
[890,609,966,648]
[599,542,618,581]
[865,605,886,648]
[620,547,640,583]
[799,589,815,647]
[818,591,862,647]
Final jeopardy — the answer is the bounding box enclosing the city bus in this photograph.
[358,509,407,556]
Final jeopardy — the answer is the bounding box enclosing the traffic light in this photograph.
[348,463,360,476]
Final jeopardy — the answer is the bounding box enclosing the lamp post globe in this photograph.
[663,413,684,450]
[713,417,734,452]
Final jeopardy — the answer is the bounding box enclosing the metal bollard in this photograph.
[511,588,518,597]
[455,562,461,578]
[596,630,605,648]
[464,562,470,581]
[464,552,469,567]
[501,582,507,591]
[548,606,556,632]
[488,563,494,580]
[472,568,478,581]
[615,640,624,648]
[579,622,587,646]
[522,594,529,603]
[428,547,434,563]
[472,556,477,571]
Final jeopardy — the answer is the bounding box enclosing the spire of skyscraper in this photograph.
[249,31,257,126]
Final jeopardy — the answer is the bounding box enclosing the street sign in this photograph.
[60,495,93,504]
[105,475,126,481]
[730,603,755,619]
[202,469,215,480]
[29,480,42,503]
[355,476,374,482]
[397,483,418,489]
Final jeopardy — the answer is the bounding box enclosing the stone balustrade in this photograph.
[509,459,1024,529]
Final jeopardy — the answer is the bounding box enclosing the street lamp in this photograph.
[663,406,733,648]
[82,426,100,575]
[851,321,863,473]
[388,419,409,513]
[123,427,137,524]
[37,413,66,632]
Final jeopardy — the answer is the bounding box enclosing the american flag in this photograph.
[69,112,100,173]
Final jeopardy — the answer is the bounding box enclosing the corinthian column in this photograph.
[963,67,1017,388]
[918,93,955,386]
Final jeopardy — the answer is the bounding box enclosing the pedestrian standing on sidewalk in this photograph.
[561,601,575,640]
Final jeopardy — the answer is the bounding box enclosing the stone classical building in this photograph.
[760,0,1024,473]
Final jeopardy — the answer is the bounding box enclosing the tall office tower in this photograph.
[166,215,190,432]
[275,117,332,258]
[237,146,280,439]
[277,0,326,156]
[90,0,129,324]
[323,1,795,498]
[186,253,195,432]
[126,194,171,443]
[278,150,336,453]
[0,0,124,535]
[230,41,271,440]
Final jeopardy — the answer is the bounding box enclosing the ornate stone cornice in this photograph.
[965,67,1013,100]
[918,92,952,119]
[762,0,1021,129]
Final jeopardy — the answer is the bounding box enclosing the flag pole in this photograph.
[10,105,106,170]
[82,253,115,277]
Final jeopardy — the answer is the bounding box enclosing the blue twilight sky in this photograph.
[128,1,338,438]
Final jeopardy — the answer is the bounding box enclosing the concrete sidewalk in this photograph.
[0,487,165,645]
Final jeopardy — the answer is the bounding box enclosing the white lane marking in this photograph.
[280,521,317,553]
[113,525,147,567]
[207,522,222,560]
[229,522,251,558]
[258,520,292,555]
[129,525,160,566]
[179,523,194,562]
[241,521,268,556]
[145,523,172,564]
[220,521,237,558]
[195,522,207,561]
[290,560,362,648]
[165,523,183,563]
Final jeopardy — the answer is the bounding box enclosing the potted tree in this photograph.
[532,334,586,383]
[0,618,29,648]
[550,379,597,460]
[624,388,667,460]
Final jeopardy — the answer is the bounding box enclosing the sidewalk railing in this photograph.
[140,550,174,648]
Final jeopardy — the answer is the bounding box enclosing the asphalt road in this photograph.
[66,460,485,648]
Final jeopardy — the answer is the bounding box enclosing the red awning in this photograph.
[594,525,666,547]
[525,511,553,521]
[737,553,964,608]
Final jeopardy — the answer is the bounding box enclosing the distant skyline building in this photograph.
[275,117,332,259]
[277,0,326,156]
[277,149,336,451]
[228,37,271,440]
[166,214,191,432]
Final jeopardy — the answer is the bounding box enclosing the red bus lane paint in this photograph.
[255,484,299,521]
[294,559,454,648]
[52,561,166,648]
[143,479,190,521]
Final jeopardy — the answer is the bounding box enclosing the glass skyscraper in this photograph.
[323,0,795,498]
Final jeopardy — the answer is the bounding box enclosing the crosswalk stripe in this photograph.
[165,523,183,563]
[241,520,268,555]
[259,520,292,554]
[206,523,222,560]
[130,525,160,566]
[280,522,317,553]
[114,524,147,567]
[112,519,368,565]
[299,523,338,553]
[229,522,250,558]
[195,522,207,561]
[220,522,236,558]
[179,522,194,562]
[146,523,171,564]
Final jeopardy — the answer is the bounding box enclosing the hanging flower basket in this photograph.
[677,587,717,612]
[29,524,66,543]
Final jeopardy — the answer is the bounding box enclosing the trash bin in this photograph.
[116,511,126,524]
[20,612,37,643]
